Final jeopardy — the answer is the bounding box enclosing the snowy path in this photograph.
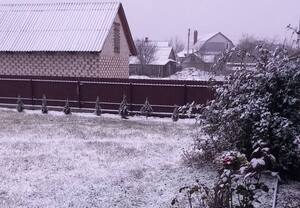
[0,109,215,208]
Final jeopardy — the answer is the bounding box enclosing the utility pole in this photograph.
[187,28,191,55]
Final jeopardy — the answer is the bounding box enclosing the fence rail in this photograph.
[0,76,219,115]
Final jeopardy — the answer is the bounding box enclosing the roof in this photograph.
[192,32,233,51]
[0,2,136,54]
[130,43,176,66]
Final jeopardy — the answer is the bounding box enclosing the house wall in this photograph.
[0,13,131,78]
[199,33,234,54]
[0,52,128,78]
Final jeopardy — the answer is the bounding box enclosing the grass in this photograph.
[0,109,216,208]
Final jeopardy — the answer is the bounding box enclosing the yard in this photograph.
[0,108,215,208]
[0,108,299,208]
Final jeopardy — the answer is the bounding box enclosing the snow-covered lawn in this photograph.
[0,108,216,208]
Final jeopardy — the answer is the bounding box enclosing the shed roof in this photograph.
[0,2,136,54]
[130,43,176,66]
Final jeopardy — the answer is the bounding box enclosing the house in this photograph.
[180,53,209,70]
[129,41,178,77]
[0,2,136,79]
[178,32,234,70]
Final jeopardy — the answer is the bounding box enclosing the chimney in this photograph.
[145,37,149,42]
[194,30,198,45]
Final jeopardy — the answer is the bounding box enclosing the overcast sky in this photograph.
[2,0,300,45]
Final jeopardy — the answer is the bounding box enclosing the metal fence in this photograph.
[0,76,219,115]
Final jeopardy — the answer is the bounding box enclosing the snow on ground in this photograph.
[0,108,216,208]
[130,68,225,81]
[168,68,225,81]
[0,108,299,208]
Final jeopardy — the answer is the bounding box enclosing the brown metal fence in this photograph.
[0,76,219,115]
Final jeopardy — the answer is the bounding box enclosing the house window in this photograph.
[113,22,121,53]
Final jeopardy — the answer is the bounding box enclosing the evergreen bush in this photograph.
[119,95,129,119]
[41,94,48,114]
[172,105,179,122]
[16,95,24,113]
[63,99,71,115]
[140,97,153,118]
[95,96,102,116]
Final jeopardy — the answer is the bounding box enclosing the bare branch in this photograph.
[135,39,157,66]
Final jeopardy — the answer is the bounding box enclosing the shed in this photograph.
[0,2,136,78]
[129,42,178,77]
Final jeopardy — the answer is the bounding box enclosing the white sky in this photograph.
[2,0,300,45]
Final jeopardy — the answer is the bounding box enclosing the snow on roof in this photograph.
[0,2,130,52]
[152,46,175,65]
[192,32,220,51]
[130,42,176,66]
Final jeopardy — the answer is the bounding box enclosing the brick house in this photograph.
[0,2,136,78]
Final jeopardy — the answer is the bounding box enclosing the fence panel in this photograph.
[32,80,78,107]
[0,79,32,105]
[0,76,218,114]
[80,82,131,110]
[131,84,185,113]
[186,86,215,105]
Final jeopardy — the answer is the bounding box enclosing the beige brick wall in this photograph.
[101,13,131,58]
[0,52,129,78]
[0,12,131,78]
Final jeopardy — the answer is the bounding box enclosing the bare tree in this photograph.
[135,38,157,67]
[169,37,185,54]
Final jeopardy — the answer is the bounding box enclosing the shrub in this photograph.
[119,95,129,119]
[172,105,179,122]
[95,96,102,116]
[198,47,300,179]
[63,99,71,115]
[16,95,24,113]
[41,94,48,114]
[172,151,271,208]
[140,97,153,118]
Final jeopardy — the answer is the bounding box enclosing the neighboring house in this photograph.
[181,53,209,70]
[178,32,234,70]
[0,2,136,78]
[129,41,178,77]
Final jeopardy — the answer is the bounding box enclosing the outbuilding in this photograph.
[0,2,136,78]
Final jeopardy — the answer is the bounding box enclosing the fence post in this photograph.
[77,81,82,109]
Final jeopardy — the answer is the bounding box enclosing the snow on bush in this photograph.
[95,96,102,116]
[119,95,129,119]
[140,97,153,118]
[16,95,24,113]
[41,94,48,114]
[63,99,71,115]
[199,46,300,179]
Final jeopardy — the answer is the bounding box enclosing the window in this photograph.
[113,22,121,53]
